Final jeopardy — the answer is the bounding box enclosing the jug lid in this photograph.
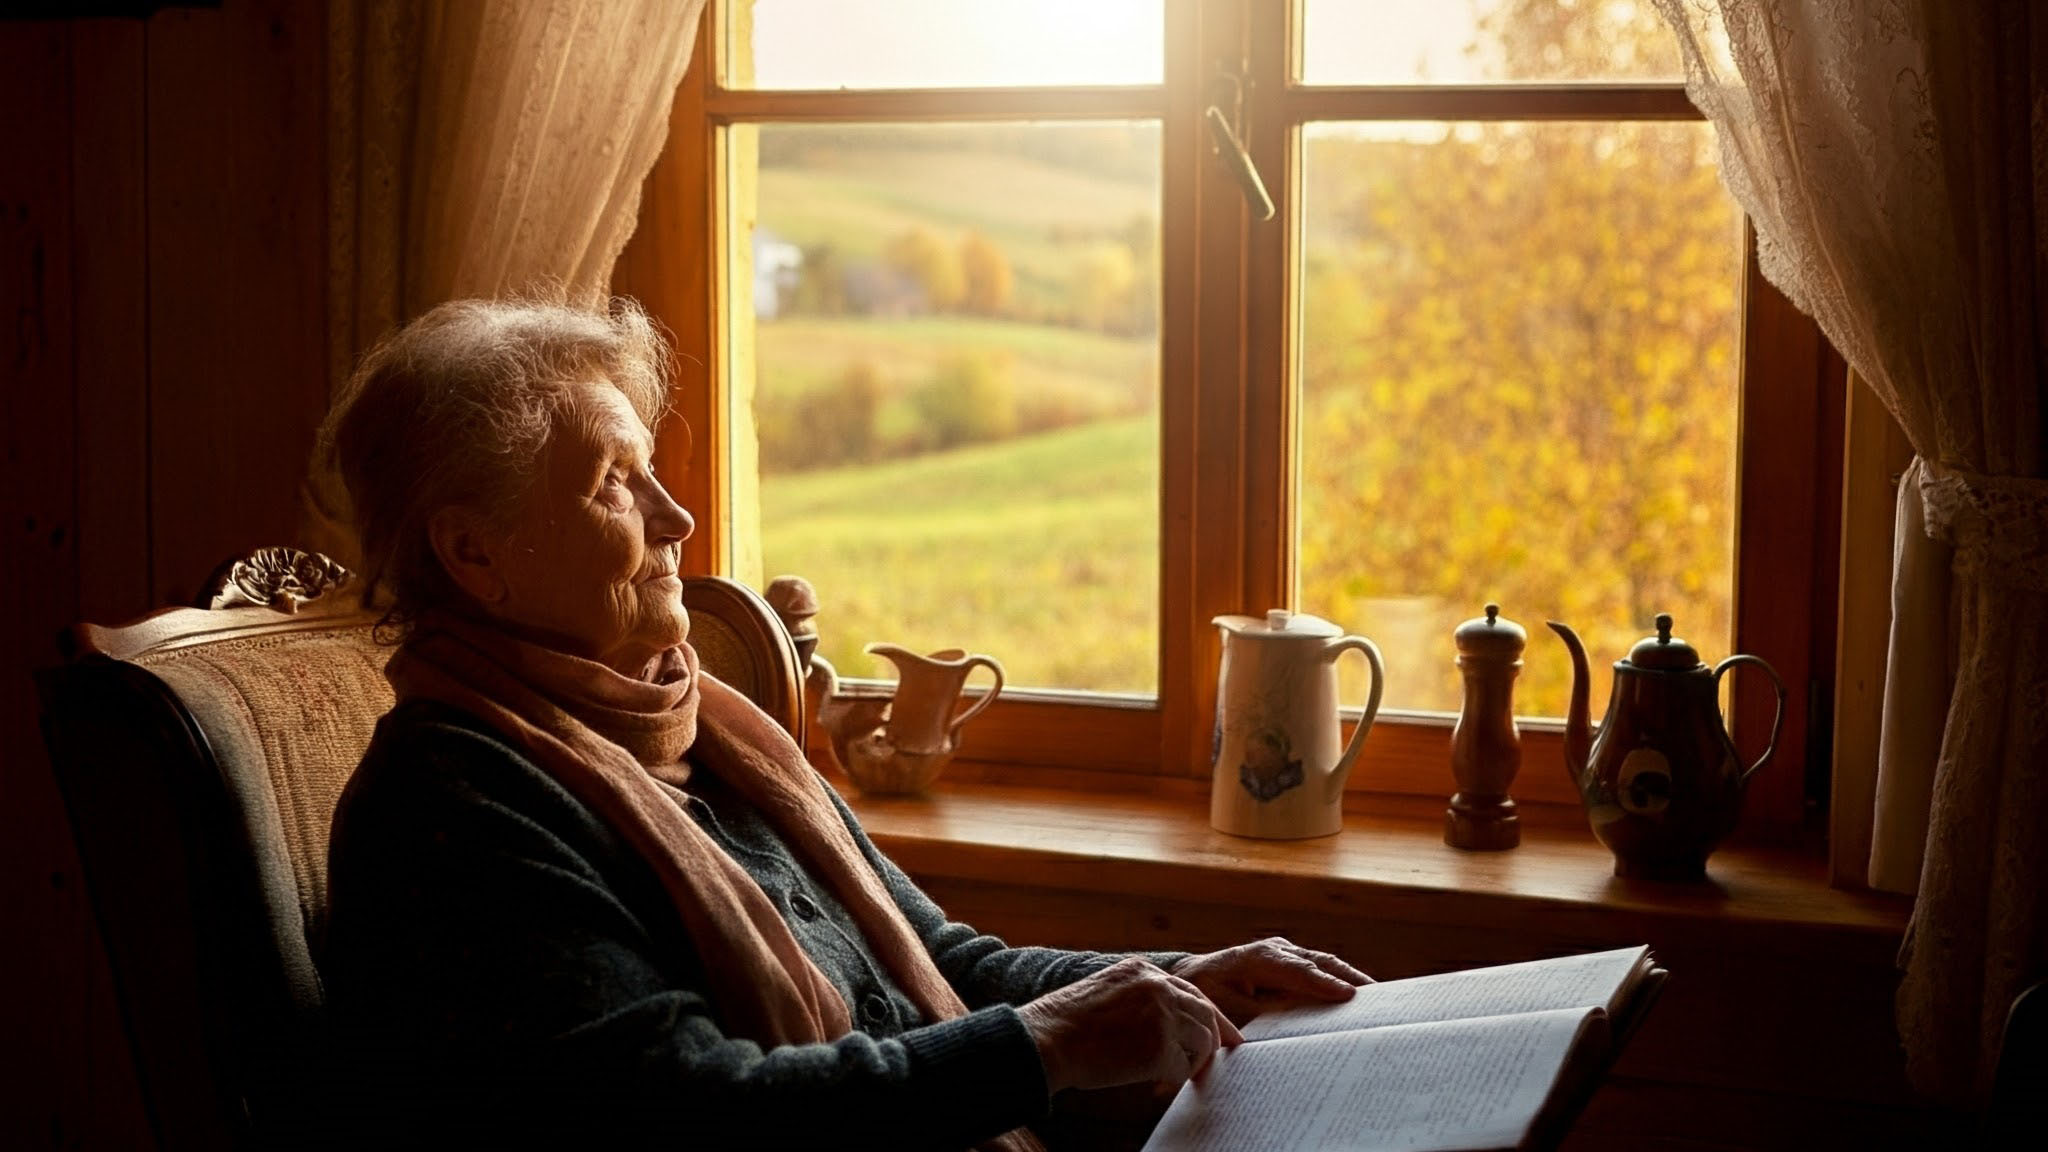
[1624,613,1704,670]
[1453,602,1526,658]
[1214,608,1343,639]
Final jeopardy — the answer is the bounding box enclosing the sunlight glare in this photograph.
[747,0,1163,90]
[1303,0,1484,85]
[1301,0,1687,84]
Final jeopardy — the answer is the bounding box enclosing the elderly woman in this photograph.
[319,297,1368,1148]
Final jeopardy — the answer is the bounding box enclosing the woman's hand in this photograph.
[1017,956,1243,1094]
[1170,937,1370,1024]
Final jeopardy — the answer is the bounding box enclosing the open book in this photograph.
[1143,946,1665,1152]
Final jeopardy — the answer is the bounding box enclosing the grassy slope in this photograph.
[758,145,1155,312]
[761,417,1160,693]
[750,137,1161,692]
[759,148,1152,252]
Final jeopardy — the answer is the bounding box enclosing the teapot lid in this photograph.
[1214,608,1342,639]
[1453,602,1526,658]
[1625,613,1704,670]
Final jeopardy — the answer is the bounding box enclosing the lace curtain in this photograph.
[310,0,708,562]
[1654,0,2048,1105]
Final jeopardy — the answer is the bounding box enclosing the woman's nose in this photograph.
[644,477,694,544]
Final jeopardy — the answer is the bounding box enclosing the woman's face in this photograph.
[486,381,695,676]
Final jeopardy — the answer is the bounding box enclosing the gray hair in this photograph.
[319,296,674,625]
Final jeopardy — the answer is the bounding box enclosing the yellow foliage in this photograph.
[1297,110,1742,716]
[958,230,1013,316]
[884,226,965,312]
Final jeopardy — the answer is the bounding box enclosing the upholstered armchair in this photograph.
[35,549,806,1151]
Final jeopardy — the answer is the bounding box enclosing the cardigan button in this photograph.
[859,991,891,1026]
[788,890,822,921]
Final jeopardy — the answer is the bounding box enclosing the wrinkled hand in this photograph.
[1018,956,1243,1094]
[1170,937,1371,1024]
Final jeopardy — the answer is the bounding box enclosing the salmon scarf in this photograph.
[385,611,1042,1151]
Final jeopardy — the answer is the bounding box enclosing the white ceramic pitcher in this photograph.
[1211,609,1385,839]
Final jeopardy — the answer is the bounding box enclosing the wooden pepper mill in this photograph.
[1446,602,1526,850]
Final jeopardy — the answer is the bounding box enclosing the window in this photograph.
[631,0,1839,831]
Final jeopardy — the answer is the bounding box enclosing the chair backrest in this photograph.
[682,574,807,739]
[36,551,806,1151]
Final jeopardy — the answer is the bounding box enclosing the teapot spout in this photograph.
[1546,622,1594,792]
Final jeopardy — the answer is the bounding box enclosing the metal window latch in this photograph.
[1205,68,1276,222]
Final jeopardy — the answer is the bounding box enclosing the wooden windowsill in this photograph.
[829,763,1912,959]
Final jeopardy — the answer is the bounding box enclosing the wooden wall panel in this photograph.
[0,23,79,733]
[1,23,96,1151]
[64,22,160,1152]
[1,4,328,1148]
[71,19,152,621]
[145,1,328,606]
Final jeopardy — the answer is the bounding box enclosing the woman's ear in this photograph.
[427,506,508,605]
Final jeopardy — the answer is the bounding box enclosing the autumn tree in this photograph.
[959,231,1014,316]
[885,226,966,313]
[1068,242,1140,334]
[1295,0,1737,715]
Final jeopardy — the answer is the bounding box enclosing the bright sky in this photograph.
[1302,0,1504,84]
[749,0,1164,89]
[746,0,1535,90]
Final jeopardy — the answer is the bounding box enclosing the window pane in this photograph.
[730,0,1163,90]
[730,122,1162,696]
[1295,121,1740,721]
[1300,0,1685,85]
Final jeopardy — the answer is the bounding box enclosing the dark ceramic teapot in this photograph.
[1547,614,1786,881]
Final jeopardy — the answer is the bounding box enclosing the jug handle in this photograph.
[1713,654,1786,783]
[1325,636,1386,793]
[946,654,1007,741]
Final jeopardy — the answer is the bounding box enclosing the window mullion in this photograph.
[1243,0,1294,609]
[1161,0,1264,778]
[1157,0,1208,776]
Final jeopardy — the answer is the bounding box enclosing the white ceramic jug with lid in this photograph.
[1210,609,1386,839]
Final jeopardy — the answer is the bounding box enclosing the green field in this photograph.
[748,128,1164,693]
[759,416,1159,694]
[760,148,1151,252]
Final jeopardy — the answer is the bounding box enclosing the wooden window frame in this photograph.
[616,0,1842,842]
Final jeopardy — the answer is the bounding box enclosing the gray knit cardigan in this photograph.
[320,699,1182,1149]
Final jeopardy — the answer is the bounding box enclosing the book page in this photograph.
[1243,947,1646,1043]
[1143,1007,1596,1152]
